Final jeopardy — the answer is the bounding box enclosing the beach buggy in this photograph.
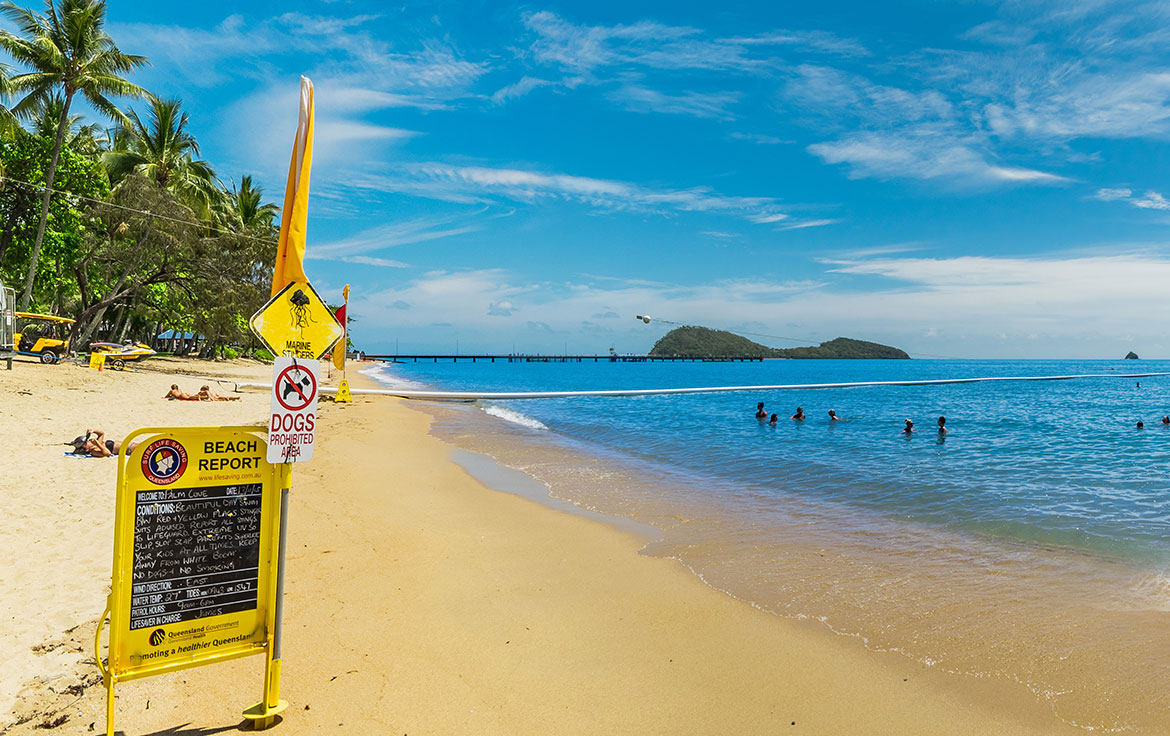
[13,312,74,363]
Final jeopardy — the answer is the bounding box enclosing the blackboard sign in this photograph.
[130,483,263,630]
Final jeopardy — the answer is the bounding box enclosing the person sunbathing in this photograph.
[70,428,130,457]
[163,384,198,401]
[196,384,240,401]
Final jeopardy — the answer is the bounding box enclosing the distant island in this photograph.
[648,327,910,359]
[1126,351,1139,360]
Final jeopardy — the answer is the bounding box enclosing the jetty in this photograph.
[365,354,766,364]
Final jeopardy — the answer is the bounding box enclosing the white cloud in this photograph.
[354,251,1170,357]
[608,85,740,119]
[310,213,484,263]
[1092,187,1170,212]
[776,218,842,231]
[491,76,555,104]
[337,256,410,268]
[351,164,788,222]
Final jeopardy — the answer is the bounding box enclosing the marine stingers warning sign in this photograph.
[249,280,343,359]
[268,356,319,463]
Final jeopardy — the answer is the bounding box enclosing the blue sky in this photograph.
[76,1,1170,356]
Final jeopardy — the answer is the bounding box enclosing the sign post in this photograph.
[98,427,287,735]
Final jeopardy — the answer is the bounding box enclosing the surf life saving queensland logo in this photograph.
[141,439,188,485]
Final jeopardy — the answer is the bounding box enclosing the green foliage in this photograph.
[0,130,109,310]
[223,346,238,359]
[649,327,910,359]
[0,2,279,356]
[254,348,275,362]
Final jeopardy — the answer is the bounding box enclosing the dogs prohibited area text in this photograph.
[268,357,319,463]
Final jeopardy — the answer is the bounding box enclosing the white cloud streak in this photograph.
[352,164,789,222]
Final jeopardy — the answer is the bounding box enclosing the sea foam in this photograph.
[481,404,548,430]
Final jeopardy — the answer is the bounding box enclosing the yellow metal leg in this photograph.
[243,653,287,729]
[105,682,115,736]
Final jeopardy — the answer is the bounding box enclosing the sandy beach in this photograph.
[2,358,1083,735]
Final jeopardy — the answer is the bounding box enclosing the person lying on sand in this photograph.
[196,384,240,401]
[68,428,133,457]
[163,384,198,401]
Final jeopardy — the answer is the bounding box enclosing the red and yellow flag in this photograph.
[333,284,349,370]
[271,76,315,297]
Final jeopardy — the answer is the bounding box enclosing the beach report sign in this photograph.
[268,356,319,463]
[100,426,288,734]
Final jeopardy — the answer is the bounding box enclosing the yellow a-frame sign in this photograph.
[97,426,291,734]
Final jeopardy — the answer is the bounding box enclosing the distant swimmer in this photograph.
[791,407,806,421]
[937,416,947,435]
[768,413,778,426]
[1162,416,1169,425]
[1137,420,1145,429]
[828,409,841,421]
[756,402,768,420]
[902,419,914,434]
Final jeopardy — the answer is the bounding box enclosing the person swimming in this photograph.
[791,407,805,421]
[937,416,947,434]
[1137,420,1145,429]
[768,413,778,426]
[756,402,768,420]
[902,418,914,434]
[1162,416,1169,425]
[828,409,841,421]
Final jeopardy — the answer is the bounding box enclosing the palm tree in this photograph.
[223,175,279,234]
[29,93,102,155]
[0,0,148,310]
[102,97,219,217]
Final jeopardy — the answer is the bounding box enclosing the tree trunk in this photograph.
[19,91,74,311]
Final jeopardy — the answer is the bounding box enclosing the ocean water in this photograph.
[369,359,1170,732]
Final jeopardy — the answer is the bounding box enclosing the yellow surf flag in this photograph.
[271,77,315,297]
[333,284,349,371]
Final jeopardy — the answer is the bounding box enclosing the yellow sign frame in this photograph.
[97,426,291,734]
[249,279,344,360]
[89,352,105,370]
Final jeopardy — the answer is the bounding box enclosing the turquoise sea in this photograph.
[369,359,1170,732]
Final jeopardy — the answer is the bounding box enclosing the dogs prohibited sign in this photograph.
[268,357,319,463]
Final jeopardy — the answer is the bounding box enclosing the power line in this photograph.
[0,174,280,246]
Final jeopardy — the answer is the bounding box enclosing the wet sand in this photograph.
[3,363,1082,734]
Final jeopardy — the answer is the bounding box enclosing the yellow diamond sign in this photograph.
[250,280,344,360]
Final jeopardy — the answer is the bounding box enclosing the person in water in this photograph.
[828,409,841,421]
[791,407,805,421]
[1137,420,1145,429]
[902,418,914,434]
[756,402,768,420]
[1162,416,1169,425]
[768,413,778,426]
[937,416,947,435]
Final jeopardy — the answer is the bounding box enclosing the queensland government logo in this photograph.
[148,629,166,646]
[141,439,188,485]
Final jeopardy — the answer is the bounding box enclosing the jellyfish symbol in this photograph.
[288,289,317,336]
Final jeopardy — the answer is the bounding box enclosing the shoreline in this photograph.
[370,362,1170,733]
[2,363,1087,733]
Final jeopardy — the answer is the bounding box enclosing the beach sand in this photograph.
[2,361,1082,734]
